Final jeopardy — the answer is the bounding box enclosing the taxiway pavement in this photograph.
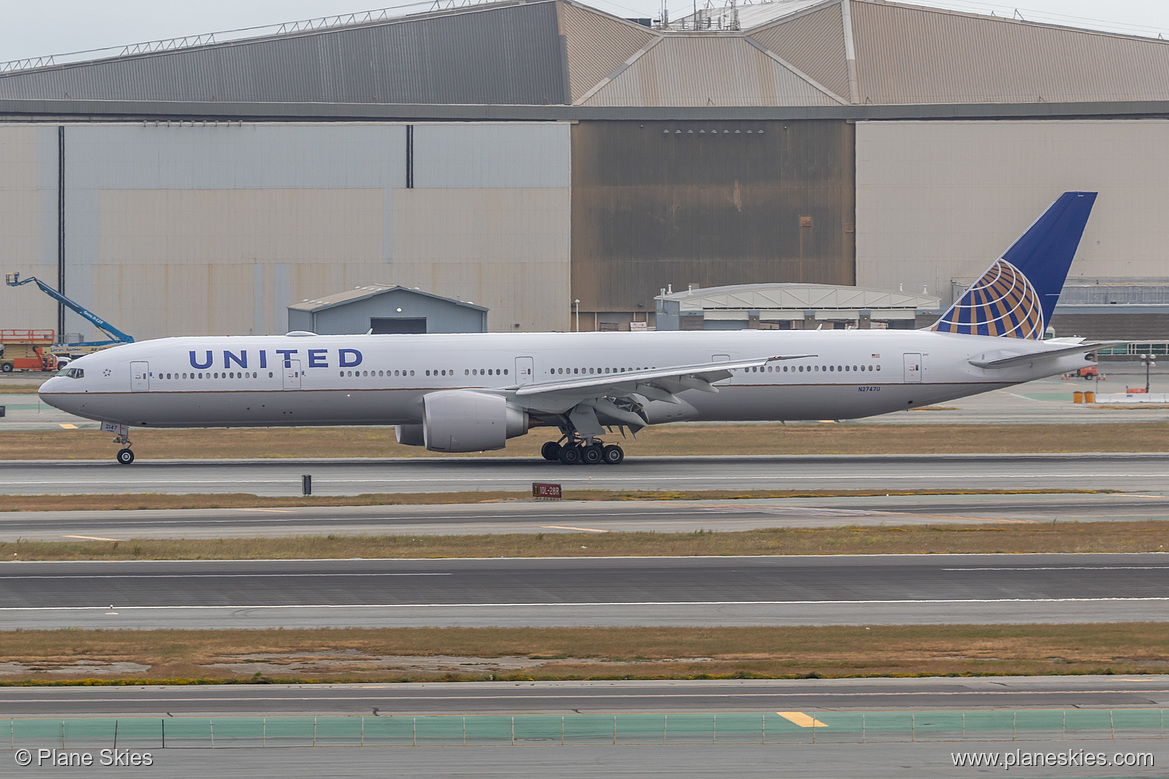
[3,676,1168,718]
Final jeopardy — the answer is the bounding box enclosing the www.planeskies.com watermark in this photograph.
[952,748,1153,771]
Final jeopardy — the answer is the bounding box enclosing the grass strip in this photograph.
[3,624,1169,684]
[5,521,1167,560]
[0,488,1113,513]
[4,422,1169,460]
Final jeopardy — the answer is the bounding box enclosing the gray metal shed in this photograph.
[287,285,488,335]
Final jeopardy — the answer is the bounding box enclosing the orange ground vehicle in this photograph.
[1063,366,1102,380]
[0,329,57,372]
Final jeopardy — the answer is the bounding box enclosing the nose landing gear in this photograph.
[112,429,135,465]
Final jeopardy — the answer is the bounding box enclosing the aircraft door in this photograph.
[903,353,922,383]
[130,361,150,392]
[282,360,302,390]
[515,356,534,386]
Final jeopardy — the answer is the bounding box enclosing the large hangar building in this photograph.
[2,0,1169,341]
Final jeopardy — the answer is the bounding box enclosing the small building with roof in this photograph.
[287,285,487,335]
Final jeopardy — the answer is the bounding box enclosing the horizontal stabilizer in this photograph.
[969,341,1124,369]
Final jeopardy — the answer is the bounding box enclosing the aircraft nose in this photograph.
[38,376,62,398]
[38,376,73,410]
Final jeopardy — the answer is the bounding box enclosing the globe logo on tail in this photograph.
[930,259,1044,340]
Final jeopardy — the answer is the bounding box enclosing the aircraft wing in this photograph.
[968,341,1126,369]
[511,354,814,435]
[516,354,812,400]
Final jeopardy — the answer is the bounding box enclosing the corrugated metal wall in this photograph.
[749,4,850,102]
[0,2,568,105]
[571,119,855,316]
[855,120,1169,304]
[0,121,571,340]
[850,1,1169,104]
[558,2,655,104]
[580,37,844,107]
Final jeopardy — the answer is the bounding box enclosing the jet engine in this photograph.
[420,390,528,452]
[395,424,426,447]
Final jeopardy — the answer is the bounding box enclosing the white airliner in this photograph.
[40,192,1113,466]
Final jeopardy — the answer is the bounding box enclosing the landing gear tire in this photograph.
[541,441,562,462]
[558,445,582,465]
[602,444,625,465]
[116,448,135,465]
[582,444,604,466]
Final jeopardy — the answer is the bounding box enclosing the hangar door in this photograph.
[371,317,427,334]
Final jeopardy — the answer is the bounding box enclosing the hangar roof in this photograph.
[657,282,939,312]
[3,0,1169,113]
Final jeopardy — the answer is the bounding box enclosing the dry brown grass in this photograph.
[0,385,44,395]
[4,521,1167,561]
[4,422,1169,461]
[0,488,1107,513]
[4,624,1169,684]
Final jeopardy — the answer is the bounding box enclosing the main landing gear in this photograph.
[541,437,624,466]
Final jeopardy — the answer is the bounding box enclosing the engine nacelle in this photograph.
[422,390,528,453]
[395,424,426,447]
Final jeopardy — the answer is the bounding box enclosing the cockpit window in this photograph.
[56,367,84,379]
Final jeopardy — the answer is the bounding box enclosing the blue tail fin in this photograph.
[931,191,1096,339]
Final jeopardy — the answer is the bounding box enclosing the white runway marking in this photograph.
[945,566,1169,572]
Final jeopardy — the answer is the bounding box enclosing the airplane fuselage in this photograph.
[39,329,1090,429]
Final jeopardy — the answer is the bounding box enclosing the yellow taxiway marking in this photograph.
[58,423,78,429]
[777,712,828,728]
[540,525,609,533]
[237,508,295,514]
[62,535,119,542]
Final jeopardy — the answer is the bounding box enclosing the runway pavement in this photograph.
[2,492,1168,540]
[3,553,1167,630]
[3,452,1169,496]
[4,676,1169,718]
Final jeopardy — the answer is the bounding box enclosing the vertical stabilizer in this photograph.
[931,192,1096,339]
